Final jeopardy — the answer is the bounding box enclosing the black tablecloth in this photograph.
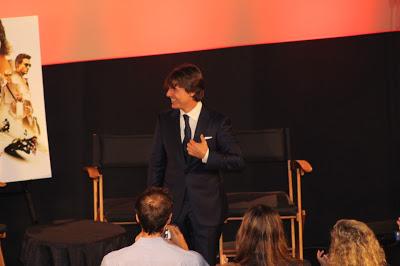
[20,219,129,266]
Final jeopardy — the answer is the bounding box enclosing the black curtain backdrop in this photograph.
[0,32,399,265]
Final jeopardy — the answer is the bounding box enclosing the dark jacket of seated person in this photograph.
[101,187,209,266]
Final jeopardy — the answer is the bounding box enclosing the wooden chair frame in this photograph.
[84,166,104,222]
[84,134,152,224]
[219,129,312,264]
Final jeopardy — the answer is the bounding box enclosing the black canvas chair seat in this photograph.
[84,134,153,224]
[103,197,137,223]
[0,224,5,234]
[227,191,297,217]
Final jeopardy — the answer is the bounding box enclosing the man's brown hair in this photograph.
[164,63,205,101]
[135,187,173,235]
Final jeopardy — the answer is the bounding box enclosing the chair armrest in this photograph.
[83,166,101,179]
[0,182,6,187]
[294,160,312,173]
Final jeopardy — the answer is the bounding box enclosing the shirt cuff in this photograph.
[201,148,209,163]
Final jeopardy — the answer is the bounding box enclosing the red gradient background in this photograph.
[2,0,400,65]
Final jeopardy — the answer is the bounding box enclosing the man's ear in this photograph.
[135,214,140,224]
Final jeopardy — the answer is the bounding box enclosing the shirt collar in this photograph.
[180,101,202,121]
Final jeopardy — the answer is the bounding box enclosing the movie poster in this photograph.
[0,16,51,182]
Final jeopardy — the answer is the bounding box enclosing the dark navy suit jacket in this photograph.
[148,106,244,226]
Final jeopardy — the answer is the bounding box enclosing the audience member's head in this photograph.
[234,204,298,266]
[327,219,386,266]
[134,187,173,235]
[101,187,204,265]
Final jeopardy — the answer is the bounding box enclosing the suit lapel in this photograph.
[169,110,185,163]
[185,106,210,167]
[170,105,211,169]
[193,106,210,142]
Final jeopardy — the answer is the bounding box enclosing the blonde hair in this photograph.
[328,219,386,266]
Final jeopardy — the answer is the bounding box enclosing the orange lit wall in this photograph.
[2,0,400,65]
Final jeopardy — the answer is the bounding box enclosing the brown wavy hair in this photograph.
[0,20,10,55]
[163,63,205,101]
[235,204,299,266]
[328,219,387,266]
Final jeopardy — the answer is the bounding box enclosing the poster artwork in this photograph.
[0,16,51,182]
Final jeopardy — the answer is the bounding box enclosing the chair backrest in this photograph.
[223,128,292,192]
[91,129,290,166]
[91,134,153,168]
[236,128,291,162]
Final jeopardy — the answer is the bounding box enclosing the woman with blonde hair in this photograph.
[225,204,309,266]
[317,219,387,266]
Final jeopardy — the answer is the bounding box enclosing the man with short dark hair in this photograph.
[15,54,31,73]
[148,63,244,265]
[12,53,31,101]
[101,187,208,266]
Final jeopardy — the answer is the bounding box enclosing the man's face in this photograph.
[166,86,196,112]
[3,70,12,83]
[17,58,31,75]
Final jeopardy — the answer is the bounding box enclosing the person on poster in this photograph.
[0,19,12,76]
[12,53,32,101]
[0,19,13,113]
[1,70,17,104]
[12,54,39,135]
[148,63,244,265]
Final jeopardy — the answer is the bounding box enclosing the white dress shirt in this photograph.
[180,101,209,163]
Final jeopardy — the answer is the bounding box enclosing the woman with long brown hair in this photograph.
[317,219,387,266]
[224,204,309,266]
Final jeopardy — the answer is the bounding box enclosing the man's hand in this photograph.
[187,134,208,159]
[16,93,23,101]
[165,224,189,250]
[316,250,329,266]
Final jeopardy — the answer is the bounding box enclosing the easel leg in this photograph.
[22,181,38,224]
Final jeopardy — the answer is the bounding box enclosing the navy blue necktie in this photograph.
[183,114,191,161]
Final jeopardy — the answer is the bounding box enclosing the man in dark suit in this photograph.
[148,63,244,265]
